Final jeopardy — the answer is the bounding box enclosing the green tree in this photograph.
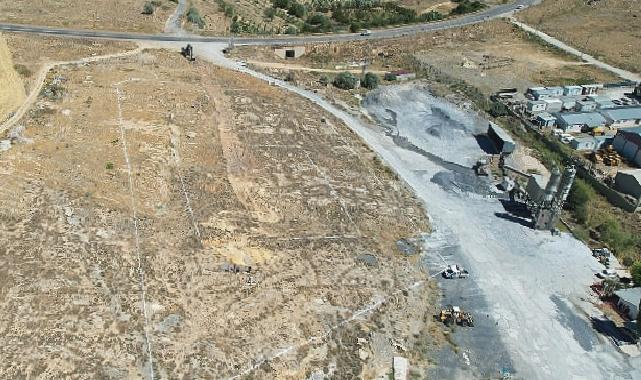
[142,2,155,15]
[319,75,329,86]
[333,72,358,90]
[631,261,641,286]
[288,2,307,18]
[362,72,379,89]
[566,179,592,224]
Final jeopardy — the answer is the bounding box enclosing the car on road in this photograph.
[360,30,371,36]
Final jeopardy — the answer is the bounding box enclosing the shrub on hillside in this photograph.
[142,2,155,15]
[362,72,379,89]
[333,72,358,90]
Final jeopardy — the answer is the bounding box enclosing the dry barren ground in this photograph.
[0,0,176,33]
[0,47,438,379]
[0,34,25,122]
[231,20,619,95]
[519,0,641,74]
[5,33,136,93]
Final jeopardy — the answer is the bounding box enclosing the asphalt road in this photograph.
[0,0,537,46]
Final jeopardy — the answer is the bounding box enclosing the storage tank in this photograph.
[544,167,561,202]
[556,166,577,203]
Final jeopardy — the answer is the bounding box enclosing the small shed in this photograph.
[527,100,547,113]
[575,100,597,112]
[535,112,556,127]
[570,135,612,151]
[614,287,641,320]
[563,85,582,96]
[273,46,306,59]
[560,96,577,110]
[543,98,563,113]
[487,122,516,154]
[581,84,602,95]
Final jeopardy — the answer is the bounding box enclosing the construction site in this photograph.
[1,0,641,379]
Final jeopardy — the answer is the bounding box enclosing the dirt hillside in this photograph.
[0,33,25,122]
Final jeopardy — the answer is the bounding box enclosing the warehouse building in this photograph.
[613,127,641,167]
[555,112,607,133]
[601,107,641,129]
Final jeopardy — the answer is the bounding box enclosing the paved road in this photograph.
[0,0,536,45]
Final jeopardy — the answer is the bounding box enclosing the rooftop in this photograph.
[555,112,607,127]
[601,107,641,121]
[537,112,556,121]
[619,126,641,136]
[617,169,641,185]
[614,287,641,305]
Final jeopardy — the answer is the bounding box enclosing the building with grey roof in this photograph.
[555,112,607,133]
[614,287,641,319]
[601,107,641,129]
[570,135,612,151]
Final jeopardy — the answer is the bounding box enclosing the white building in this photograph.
[555,112,607,133]
[601,107,641,129]
[527,100,547,113]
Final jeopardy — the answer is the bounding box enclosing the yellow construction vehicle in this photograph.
[439,305,474,327]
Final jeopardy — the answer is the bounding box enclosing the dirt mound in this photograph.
[0,34,25,122]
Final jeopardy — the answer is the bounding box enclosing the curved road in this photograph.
[0,0,536,45]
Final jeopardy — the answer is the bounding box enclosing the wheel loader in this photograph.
[439,305,474,327]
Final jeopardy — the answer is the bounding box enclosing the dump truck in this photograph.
[439,305,474,327]
[442,264,469,279]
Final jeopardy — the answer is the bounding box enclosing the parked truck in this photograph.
[442,264,469,279]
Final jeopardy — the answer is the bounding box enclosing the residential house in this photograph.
[601,107,641,129]
[555,112,607,133]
